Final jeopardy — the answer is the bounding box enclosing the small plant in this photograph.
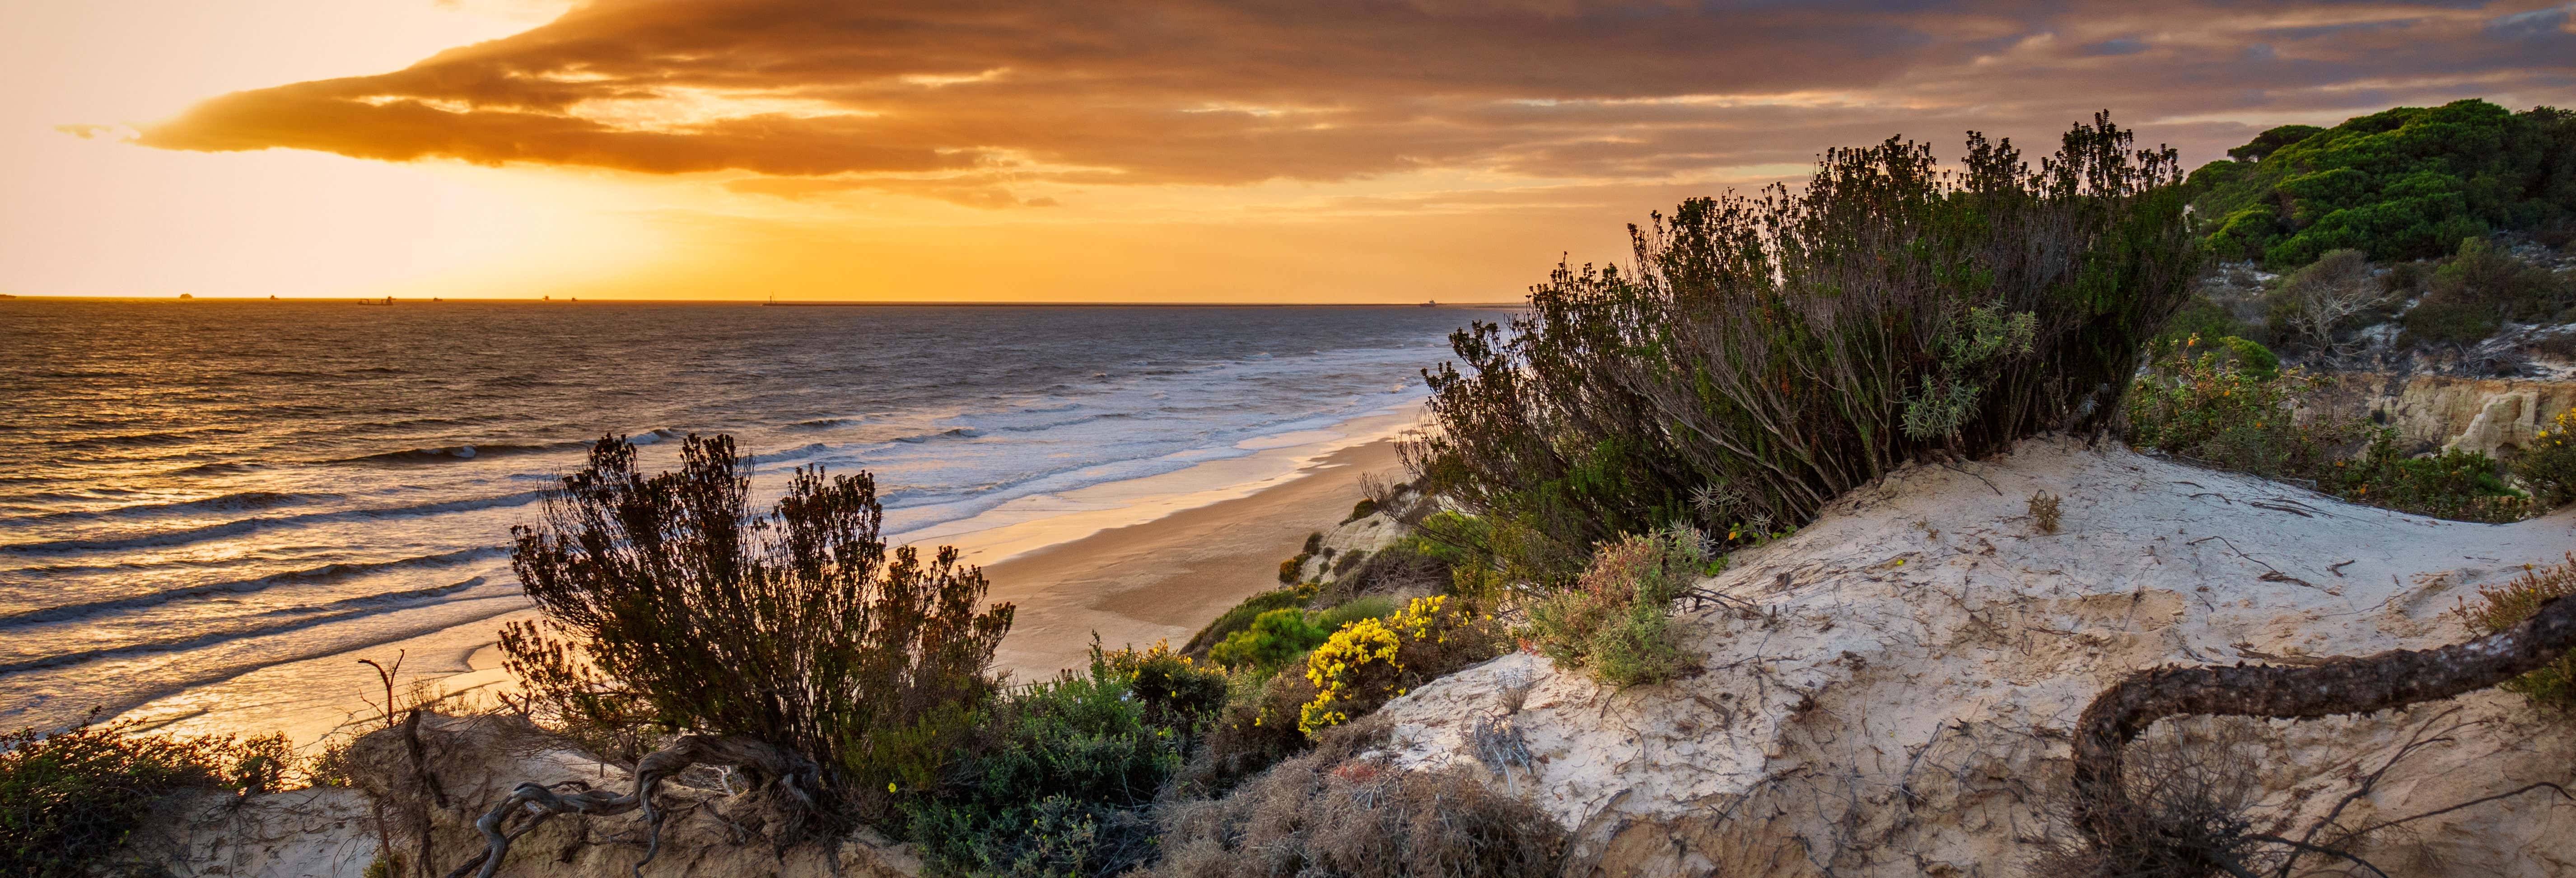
[2029,490,2063,534]
[1299,595,1502,735]
[1521,527,1707,687]
[2454,556,2576,712]
[1277,555,1309,584]
[1343,498,1378,523]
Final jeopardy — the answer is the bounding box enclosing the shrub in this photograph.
[1209,609,1330,674]
[1180,586,1312,658]
[0,718,300,878]
[2126,340,2362,479]
[1408,115,2196,582]
[1522,528,1708,688]
[907,644,1223,877]
[2454,556,2576,712]
[2515,409,2576,508]
[2266,248,2387,358]
[1186,670,1320,794]
[1278,554,1311,584]
[1343,498,1377,523]
[499,434,1015,825]
[2400,237,2573,346]
[2128,344,2532,522]
[2322,435,2531,523]
[1155,719,1566,878]
[1299,596,1503,735]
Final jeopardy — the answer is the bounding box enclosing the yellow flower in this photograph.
[888,782,898,794]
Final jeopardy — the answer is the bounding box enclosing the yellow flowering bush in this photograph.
[1297,595,1499,736]
[2515,408,2576,509]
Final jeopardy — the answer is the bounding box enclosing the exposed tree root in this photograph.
[443,734,826,878]
[2071,591,2576,860]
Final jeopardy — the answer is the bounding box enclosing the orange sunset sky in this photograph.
[6,0,2575,303]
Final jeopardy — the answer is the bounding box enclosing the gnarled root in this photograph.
[443,734,826,878]
[2071,592,2576,855]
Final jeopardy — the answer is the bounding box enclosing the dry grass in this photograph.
[1155,719,1566,878]
[2454,555,2576,712]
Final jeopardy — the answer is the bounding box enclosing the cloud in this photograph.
[134,0,2576,207]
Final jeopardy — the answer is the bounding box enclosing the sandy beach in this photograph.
[979,438,1402,680]
[112,419,1415,744]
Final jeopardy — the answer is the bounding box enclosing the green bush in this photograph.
[1180,586,1311,658]
[499,434,1015,825]
[0,718,299,878]
[2188,100,2576,267]
[1343,498,1377,523]
[1208,609,1329,674]
[1522,528,1708,688]
[2321,434,2531,523]
[2155,294,2254,351]
[1411,115,2197,581]
[907,643,1223,877]
[2453,556,2576,712]
[1311,596,1396,632]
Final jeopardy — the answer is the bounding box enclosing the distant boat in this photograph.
[1419,300,1436,308]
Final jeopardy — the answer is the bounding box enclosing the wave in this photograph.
[335,440,588,464]
[0,580,510,676]
[0,491,543,554]
[0,548,506,627]
[17,490,327,524]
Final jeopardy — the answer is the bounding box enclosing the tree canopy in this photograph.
[2189,99,2576,268]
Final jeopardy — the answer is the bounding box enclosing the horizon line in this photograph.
[0,294,1529,308]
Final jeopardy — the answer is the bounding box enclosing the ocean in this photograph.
[0,299,1503,737]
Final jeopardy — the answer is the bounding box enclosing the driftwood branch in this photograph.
[2072,593,2576,844]
[444,734,823,878]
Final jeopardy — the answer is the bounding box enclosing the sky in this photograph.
[5,1,2575,303]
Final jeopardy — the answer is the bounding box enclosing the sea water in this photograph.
[0,300,1504,735]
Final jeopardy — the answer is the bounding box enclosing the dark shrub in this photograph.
[2515,409,2576,509]
[1342,498,1377,523]
[1408,115,2197,580]
[0,718,299,878]
[499,434,1014,824]
[1186,671,1321,794]
[2402,237,2573,346]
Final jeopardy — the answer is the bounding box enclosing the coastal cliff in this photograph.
[1374,439,2576,875]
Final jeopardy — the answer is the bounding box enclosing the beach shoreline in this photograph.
[112,417,1419,744]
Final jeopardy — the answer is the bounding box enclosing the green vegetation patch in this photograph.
[2189,99,2576,268]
